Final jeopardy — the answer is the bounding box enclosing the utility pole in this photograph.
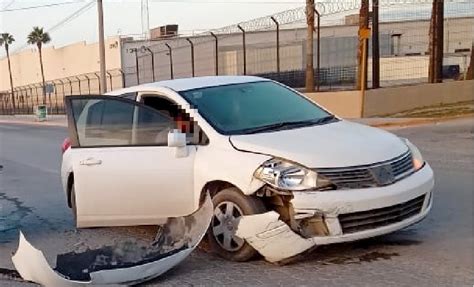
[428,1,435,82]
[372,0,380,89]
[435,0,444,83]
[429,0,444,83]
[305,0,315,92]
[357,0,369,90]
[314,8,321,91]
[359,27,370,117]
[97,0,107,94]
[467,43,474,80]
[141,0,150,39]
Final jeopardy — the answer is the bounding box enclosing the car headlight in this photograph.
[254,158,333,191]
[402,138,424,171]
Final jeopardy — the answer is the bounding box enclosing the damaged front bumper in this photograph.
[11,194,213,286]
[237,164,434,262]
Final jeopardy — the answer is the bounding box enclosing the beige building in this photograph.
[0,36,122,92]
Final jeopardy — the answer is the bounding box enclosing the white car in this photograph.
[61,76,434,262]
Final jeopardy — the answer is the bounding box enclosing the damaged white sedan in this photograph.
[61,76,434,263]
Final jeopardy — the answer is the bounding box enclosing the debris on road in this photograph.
[236,211,316,263]
[11,194,212,286]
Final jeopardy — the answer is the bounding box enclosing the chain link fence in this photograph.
[1,0,473,115]
[0,70,123,115]
[122,1,473,90]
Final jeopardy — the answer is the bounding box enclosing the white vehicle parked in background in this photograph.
[61,76,434,262]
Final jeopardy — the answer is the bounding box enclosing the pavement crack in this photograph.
[0,192,33,233]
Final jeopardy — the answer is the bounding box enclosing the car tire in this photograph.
[207,187,266,262]
[70,185,78,226]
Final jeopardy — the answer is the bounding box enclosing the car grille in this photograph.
[338,194,425,234]
[315,151,415,189]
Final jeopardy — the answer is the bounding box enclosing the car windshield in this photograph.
[179,81,334,135]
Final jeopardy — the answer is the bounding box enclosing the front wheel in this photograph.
[207,187,266,261]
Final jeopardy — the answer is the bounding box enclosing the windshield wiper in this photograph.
[235,115,337,135]
[236,122,300,134]
[312,115,337,125]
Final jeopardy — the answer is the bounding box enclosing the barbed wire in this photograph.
[134,0,471,59]
[133,1,361,56]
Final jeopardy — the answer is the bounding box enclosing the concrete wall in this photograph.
[364,80,474,116]
[305,90,362,118]
[0,37,122,91]
[306,80,474,118]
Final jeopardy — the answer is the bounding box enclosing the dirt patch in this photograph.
[389,101,474,118]
[321,251,400,265]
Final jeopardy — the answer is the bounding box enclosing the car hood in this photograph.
[229,120,408,168]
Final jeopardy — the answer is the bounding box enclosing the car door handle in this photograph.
[79,158,102,166]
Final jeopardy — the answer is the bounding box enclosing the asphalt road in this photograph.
[0,118,473,286]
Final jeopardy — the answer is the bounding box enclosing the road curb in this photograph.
[366,114,474,129]
[0,118,67,127]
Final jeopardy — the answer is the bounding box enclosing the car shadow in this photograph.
[148,228,424,285]
[300,229,423,266]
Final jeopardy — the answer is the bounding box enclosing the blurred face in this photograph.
[176,114,191,133]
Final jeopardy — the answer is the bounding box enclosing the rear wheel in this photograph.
[70,185,77,226]
[208,187,266,261]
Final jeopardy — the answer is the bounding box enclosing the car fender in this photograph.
[60,149,74,198]
[193,140,270,207]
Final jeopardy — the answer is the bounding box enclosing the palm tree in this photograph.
[27,27,51,104]
[0,33,16,114]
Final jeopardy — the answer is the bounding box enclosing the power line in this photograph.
[0,1,85,13]
[11,1,95,53]
[47,2,95,34]
[2,0,15,9]
[149,0,304,3]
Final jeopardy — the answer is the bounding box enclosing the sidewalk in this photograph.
[0,115,67,127]
[353,116,473,128]
[1,113,472,129]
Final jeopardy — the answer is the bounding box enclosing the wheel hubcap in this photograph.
[212,201,245,252]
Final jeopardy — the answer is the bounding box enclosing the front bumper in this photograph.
[236,164,434,263]
[291,163,434,245]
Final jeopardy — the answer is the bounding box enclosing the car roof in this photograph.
[110,76,269,95]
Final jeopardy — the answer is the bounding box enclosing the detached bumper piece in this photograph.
[236,211,317,263]
[11,194,212,286]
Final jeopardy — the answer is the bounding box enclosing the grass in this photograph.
[389,101,474,118]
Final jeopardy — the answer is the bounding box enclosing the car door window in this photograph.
[69,97,175,147]
[141,95,209,145]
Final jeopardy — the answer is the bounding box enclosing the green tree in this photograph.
[0,33,16,113]
[27,27,51,104]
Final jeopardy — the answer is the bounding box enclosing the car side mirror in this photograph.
[168,129,188,158]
